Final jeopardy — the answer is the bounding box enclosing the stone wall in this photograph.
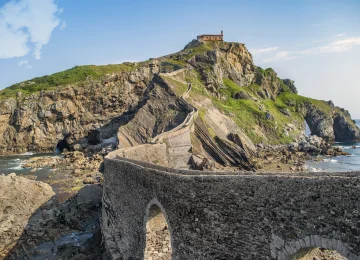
[102,157,360,260]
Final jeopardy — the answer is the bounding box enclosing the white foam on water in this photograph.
[323,159,338,163]
[309,167,324,172]
[20,152,34,156]
[9,165,23,170]
[7,158,26,170]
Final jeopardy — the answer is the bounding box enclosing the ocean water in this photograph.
[0,152,62,180]
[306,119,360,172]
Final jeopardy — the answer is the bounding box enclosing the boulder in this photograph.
[233,91,252,100]
[0,174,55,258]
[265,111,274,120]
[279,108,291,116]
[282,78,298,94]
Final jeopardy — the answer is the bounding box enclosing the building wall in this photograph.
[197,35,223,42]
[102,157,360,260]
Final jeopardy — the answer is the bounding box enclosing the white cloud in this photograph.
[251,47,278,55]
[18,59,32,68]
[301,37,360,54]
[252,36,360,63]
[336,33,347,37]
[60,21,66,30]
[262,51,296,63]
[0,0,63,60]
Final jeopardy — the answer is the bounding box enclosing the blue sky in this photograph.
[1,0,360,116]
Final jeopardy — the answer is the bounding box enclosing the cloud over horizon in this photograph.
[18,60,32,68]
[251,35,360,63]
[0,0,63,60]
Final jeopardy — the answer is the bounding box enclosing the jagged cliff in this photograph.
[0,40,358,165]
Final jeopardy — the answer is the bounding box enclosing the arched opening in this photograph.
[55,138,71,153]
[271,235,358,260]
[291,247,347,260]
[304,120,311,136]
[144,203,172,260]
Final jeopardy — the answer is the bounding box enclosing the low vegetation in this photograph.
[0,63,139,99]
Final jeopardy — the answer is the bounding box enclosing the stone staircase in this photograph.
[107,76,198,170]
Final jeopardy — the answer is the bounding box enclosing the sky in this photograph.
[0,0,360,116]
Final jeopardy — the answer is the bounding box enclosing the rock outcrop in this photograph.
[5,184,103,260]
[0,39,358,161]
[0,62,161,154]
[187,42,256,92]
[302,102,360,142]
[333,108,360,141]
[0,174,55,258]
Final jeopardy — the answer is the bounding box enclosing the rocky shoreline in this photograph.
[0,134,355,259]
[1,151,105,260]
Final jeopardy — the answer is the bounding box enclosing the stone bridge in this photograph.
[102,157,360,260]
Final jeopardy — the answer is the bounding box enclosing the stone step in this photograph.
[167,145,192,155]
[168,153,192,169]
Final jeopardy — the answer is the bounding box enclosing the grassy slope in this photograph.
[0,63,139,99]
[184,68,332,144]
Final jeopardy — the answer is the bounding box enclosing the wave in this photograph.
[20,152,34,156]
[8,165,23,170]
[323,159,338,163]
[308,167,324,172]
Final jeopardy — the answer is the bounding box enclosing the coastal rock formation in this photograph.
[303,103,360,142]
[333,108,360,141]
[0,40,358,162]
[0,62,160,154]
[0,174,55,258]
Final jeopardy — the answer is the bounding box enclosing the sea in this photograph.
[306,119,360,172]
[0,152,62,180]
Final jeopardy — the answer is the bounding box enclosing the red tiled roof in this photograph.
[197,34,223,37]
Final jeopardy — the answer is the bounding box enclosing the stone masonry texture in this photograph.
[102,157,360,260]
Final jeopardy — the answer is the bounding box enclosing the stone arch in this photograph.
[143,198,173,260]
[271,234,359,260]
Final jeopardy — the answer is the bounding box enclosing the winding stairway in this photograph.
[108,73,198,170]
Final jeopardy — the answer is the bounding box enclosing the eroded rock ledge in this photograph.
[0,174,54,258]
